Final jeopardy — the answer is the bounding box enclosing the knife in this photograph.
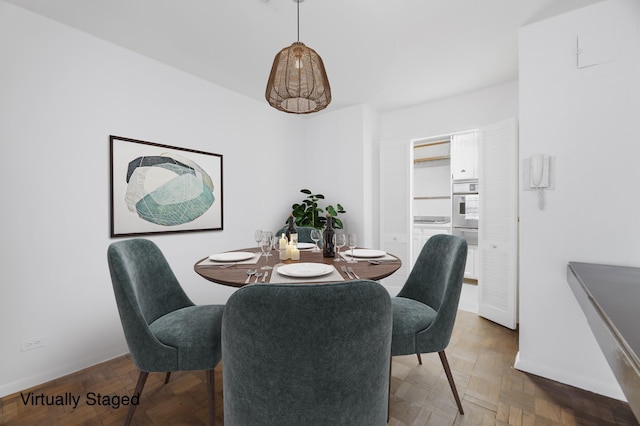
[341,265,353,279]
[348,267,360,279]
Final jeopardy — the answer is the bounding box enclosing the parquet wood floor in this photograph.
[1,310,637,425]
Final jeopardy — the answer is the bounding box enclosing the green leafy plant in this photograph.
[290,189,346,229]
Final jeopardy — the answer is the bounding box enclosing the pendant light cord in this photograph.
[297,0,300,42]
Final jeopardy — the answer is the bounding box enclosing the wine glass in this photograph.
[254,230,263,251]
[334,233,346,262]
[310,229,321,252]
[347,233,357,263]
[262,231,274,246]
[261,231,274,261]
[260,236,273,270]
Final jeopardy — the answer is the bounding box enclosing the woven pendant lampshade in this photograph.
[265,1,331,114]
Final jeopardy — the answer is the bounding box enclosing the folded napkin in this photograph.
[197,252,262,267]
[269,265,345,284]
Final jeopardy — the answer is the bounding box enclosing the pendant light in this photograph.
[265,0,331,114]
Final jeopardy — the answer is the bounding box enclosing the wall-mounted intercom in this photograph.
[523,155,555,210]
[529,154,549,188]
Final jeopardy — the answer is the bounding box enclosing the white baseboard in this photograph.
[514,351,626,401]
[0,349,128,398]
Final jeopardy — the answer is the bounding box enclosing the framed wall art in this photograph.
[110,135,223,237]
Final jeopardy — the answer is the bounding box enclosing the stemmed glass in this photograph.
[260,236,273,270]
[310,229,321,252]
[347,233,357,263]
[261,231,273,258]
[254,230,263,251]
[334,233,346,262]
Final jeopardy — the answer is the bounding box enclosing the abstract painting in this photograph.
[110,135,223,237]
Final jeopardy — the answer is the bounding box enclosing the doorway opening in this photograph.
[411,131,479,314]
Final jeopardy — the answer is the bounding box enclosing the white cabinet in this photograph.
[412,225,451,267]
[451,131,478,180]
[464,246,478,279]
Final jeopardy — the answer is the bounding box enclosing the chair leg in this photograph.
[125,371,148,426]
[206,369,216,426]
[164,372,171,384]
[438,351,464,415]
[416,353,422,365]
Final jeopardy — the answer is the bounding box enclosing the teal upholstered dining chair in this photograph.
[391,234,467,414]
[222,280,392,426]
[275,225,319,244]
[107,239,224,426]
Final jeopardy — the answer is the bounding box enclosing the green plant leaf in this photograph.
[290,189,345,232]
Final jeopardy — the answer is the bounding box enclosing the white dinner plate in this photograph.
[296,242,316,250]
[208,251,255,262]
[277,263,334,278]
[346,249,387,258]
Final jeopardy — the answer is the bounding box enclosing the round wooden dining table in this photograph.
[194,247,402,288]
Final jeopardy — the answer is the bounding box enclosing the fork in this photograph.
[341,265,353,279]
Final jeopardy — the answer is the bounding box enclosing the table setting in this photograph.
[193,229,401,287]
[196,251,263,268]
[269,262,344,284]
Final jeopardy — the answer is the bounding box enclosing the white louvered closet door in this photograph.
[478,118,518,329]
[379,140,411,289]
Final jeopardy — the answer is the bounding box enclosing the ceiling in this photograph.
[5,0,602,113]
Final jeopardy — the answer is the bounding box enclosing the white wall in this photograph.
[517,0,640,400]
[0,2,304,397]
[303,104,379,247]
[379,82,519,142]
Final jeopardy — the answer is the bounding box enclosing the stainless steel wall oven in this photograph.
[452,181,478,246]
